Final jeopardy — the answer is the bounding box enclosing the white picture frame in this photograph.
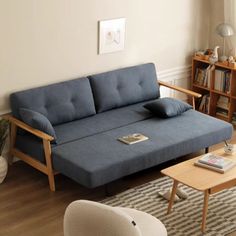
[99,18,126,54]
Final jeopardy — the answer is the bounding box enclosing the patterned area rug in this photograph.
[102,177,236,236]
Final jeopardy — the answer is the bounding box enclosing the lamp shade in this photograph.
[216,23,234,37]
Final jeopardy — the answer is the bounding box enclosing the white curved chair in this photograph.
[64,200,167,236]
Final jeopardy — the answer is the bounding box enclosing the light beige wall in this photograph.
[209,0,236,56]
[0,0,210,114]
[209,0,224,51]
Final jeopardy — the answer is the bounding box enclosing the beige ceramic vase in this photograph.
[0,156,8,183]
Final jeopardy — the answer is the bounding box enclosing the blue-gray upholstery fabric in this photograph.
[144,97,193,118]
[15,134,46,163]
[54,101,154,144]
[52,110,232,188]
[10,77,96,125]
[19,108,57,142]
[15,101,154,162]
[89,63,160,113]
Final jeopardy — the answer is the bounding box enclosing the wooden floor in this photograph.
[0,132,236,236]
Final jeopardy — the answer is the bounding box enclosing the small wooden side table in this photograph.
[161,149,236,233]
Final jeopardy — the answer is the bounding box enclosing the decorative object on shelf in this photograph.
[195,50,205,58]
[228,56,236,68]
[195,49,213,60]
[209,46,219,64]
[229,56,235,63]
[0,118,9,184]
[216,23,235,62]
[98,18,126,54]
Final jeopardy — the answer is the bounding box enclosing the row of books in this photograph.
[198,94,210,114]
[198,95,231,117]
[214,69,231,94]
[216,107,228,118]
[216,96,229,118]
[194,66,231,94]
[194,153,236,173]
[216,96,229,110]
[194,65,213,88]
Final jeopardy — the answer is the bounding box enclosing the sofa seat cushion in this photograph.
[53,101,154,145]
[15,101,154,162]
[52,110,232,188]
[10,77,96,125]
[89,63,160,113]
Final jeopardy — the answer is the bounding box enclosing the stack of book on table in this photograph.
[194,153,236,173]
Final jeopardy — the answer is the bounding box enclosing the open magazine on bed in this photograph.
[118,133,149,145]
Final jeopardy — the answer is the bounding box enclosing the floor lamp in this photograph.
[216,23,234,61]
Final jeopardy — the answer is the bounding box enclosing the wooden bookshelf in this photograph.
[192,56,236,125]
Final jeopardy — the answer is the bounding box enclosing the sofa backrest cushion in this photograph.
[89,63,160,113]
[10,77,96,125]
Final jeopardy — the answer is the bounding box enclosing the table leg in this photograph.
[167,180,179,214]
[201,190,209,233]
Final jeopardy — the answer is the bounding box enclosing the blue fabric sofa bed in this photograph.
[8,63,232,191]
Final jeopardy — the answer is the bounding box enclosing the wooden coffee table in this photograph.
[161,149,236,233]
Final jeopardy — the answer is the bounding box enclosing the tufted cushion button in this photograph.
[116,84,122,90]
[138,81,143,86]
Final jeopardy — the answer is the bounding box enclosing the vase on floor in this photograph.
[0,156,8,183]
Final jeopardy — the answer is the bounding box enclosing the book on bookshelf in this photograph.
[216,107,228,118]
[118,133,149,145]
[198,153,233,169]
[214,69,231,94]
[216,96,230,110]
[232,112,236,124]
[194,159,236,173]
[198,94,210,114]
[194,65,212,88]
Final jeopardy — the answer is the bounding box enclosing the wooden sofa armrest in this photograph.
[4,114,54,141]
[158,81,202,98]
[158,80,202,109]
[3,114,56,191]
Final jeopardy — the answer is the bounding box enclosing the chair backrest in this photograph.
[64,200,142,236]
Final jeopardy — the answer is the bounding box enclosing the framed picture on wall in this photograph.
[98,18,126,54]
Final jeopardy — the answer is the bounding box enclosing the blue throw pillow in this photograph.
[19,108,57,143]
[143,97,192,118]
